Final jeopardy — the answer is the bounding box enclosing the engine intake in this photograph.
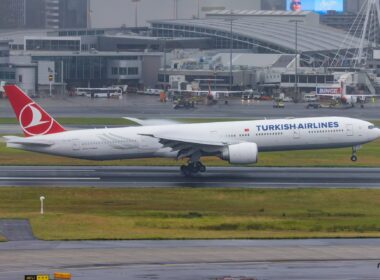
[221,142,258,164]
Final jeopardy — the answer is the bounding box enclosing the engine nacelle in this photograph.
[221,142,258,164]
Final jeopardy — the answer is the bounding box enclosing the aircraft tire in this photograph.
[181,165,193,177]
[196,162,206,173]
[351,155,357,162]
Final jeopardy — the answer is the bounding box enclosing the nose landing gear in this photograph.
[351,145,361,162]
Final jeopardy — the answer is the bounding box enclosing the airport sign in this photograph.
[316,87,341,95]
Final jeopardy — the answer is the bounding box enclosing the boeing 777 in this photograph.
[4,85,380,176]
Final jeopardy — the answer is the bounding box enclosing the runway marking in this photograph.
[108,181,380,187]
[0,177,100,181]
[0,169,96,172]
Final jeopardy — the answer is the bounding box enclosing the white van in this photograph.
[303,94,318,102]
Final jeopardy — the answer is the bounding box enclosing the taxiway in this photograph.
[1,239,380,280]
[0,95,379,119]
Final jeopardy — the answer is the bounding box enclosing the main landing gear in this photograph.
[351,145,361,162]
[180,161,206,176]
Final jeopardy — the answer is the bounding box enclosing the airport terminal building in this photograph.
[150,10,363,65]
[0,9,376,95]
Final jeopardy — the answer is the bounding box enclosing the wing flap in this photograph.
[140,133,226,148]
[139,133,226,159]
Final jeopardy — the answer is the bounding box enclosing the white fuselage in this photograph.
[7,117,380,161]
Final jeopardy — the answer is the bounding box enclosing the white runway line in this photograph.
[0,169,96,172]
[0,177,100,180]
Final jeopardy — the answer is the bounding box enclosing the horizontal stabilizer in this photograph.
[4,136,53,146]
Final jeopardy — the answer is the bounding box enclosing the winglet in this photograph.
[4,85,65,137]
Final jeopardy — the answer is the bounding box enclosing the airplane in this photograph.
[169,81,243,104]
[3,85,380,176]
[317,80,375,107]
[318,91,373,107]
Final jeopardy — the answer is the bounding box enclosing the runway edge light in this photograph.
[53,272,71,279]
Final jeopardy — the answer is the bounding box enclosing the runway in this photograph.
[1,239,380,280]
[0,166,380,188]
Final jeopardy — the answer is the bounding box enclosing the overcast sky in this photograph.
[90,0,260,28]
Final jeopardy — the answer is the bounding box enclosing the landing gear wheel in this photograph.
[180,161,206,176]
[195,162,206,173]
[181,165,193,177]
[199,165,206,173]
[351,145,361,162]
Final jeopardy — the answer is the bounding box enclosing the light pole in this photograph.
[289,19,303,102]
[197,0,200,18]
[226,11,236,91]
[173,0,178,19]
[214,66,217,90]
[131,0,141,28]
[163,38,167,90]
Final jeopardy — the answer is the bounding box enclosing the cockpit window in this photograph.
[368,125,375,129]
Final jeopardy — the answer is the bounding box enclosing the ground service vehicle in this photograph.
[75,87,122,98]
[306,103,322,109]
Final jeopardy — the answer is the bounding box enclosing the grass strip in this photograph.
[2,188,380,240]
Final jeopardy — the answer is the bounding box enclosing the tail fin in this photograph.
[4,85,65,137]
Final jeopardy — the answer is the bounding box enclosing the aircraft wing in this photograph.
[140,133,226,159]
[124,117,179,126]
[3,136,54,146]
[355,94,376,98]
[214,91,244,94]
[316,94,341,97]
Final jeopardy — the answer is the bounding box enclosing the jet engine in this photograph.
[221,142,258,164]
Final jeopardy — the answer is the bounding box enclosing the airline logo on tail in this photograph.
[4,85,65,137]
[19,103,53,136]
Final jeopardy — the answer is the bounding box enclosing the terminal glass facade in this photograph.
[281,74,334,84]
[0,69,16,81]
[32,55,141,87]
[26,39,81,51]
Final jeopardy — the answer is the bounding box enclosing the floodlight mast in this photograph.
[131,0,141,28]
[225,11,237,91]
[289,19,303,102]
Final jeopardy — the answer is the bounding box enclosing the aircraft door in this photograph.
[72,140,81,151]
[293,129,300,139]
[139,135,151,149]
[357,124,363,137]
[346,124,354,136]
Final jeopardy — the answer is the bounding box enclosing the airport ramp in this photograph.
[0,219,35,241]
